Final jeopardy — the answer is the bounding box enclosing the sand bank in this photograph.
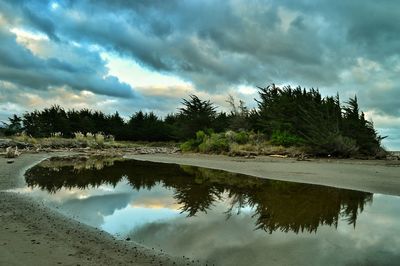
[128,153,400,196]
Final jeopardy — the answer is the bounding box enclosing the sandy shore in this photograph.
[0,153,183,266]
[1,152,399,266]
[128,153,400,196]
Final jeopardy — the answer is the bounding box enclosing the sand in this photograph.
[128,153,400,196]
[1,152,399,266]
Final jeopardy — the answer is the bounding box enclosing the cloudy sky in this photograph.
[0,0,399,149]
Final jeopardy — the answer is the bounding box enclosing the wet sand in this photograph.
[0,153,182,266]
[128,153,400,196]
[1,152,399,266]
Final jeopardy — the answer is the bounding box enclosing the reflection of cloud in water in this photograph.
[130,196,400,266]
[130,199,181,210]
[102,206,182,236]
[21,157,400,265]
[15,179,134,203]
[21,182,184,231]
[60,193,132,228]
[60,185,180,229]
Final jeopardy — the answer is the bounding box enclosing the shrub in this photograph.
[332,135,359,157]
[180,139,198,152]
[13,132,38,144]
[86,133,94,140]
[107,135,115,142]
[198,133,229,153]
[95,133,105,147]
[270,131,304,147]
[74,132,86,142]
[181,130,229,153]
[181,130,208,151]
[196,130,207,143]
[224,130,236,142]
[233,131,249,144]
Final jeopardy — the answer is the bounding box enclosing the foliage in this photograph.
[95,133,105,147]
[226,95,251,131]
[181,131,230,153]
[2,87,385,157]
[180,130,207,152]
[13,132,38,144]
[178,95,217,139]
[270,131,304,147]
[255,85,383,156]
[198,133,230,153]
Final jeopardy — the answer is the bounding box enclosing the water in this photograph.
[19,156,400,265]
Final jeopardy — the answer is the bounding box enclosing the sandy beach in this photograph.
[1,152,399,265]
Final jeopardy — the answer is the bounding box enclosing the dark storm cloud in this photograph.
[0,0,399,118]
[2,0,337,89]
[22,4,60,41]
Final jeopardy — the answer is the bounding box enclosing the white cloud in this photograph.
[101,52,192,89]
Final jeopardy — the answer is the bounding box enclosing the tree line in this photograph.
[2,85,385,156]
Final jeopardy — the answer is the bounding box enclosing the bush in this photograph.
[233,131,249,144]
[332,135,359,157]
[74,132,86,142]
[180,139,198,152]
[13,132,38,144]
[95,133,105,147]
[86,133,94,140]
[180,131,207,152]
[198,133,229,153]
[196,130,207,143]
[181,130,229,153]
[270,131,304,147]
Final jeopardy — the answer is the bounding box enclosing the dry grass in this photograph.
[8,132,179,151]
[228,142,304,157]
[12,132,38,145]
[10,132,116,149]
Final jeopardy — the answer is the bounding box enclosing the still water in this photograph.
[20,156,400,265]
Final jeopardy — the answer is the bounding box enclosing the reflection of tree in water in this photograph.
[228,184,371,233]
[174,185,223,216]
[25,156,373,233]
[25,156,123,193]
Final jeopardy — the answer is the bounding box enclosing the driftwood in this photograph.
[5,146,21,158]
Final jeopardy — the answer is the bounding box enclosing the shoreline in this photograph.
[1,151,400,265]
[0,153,184,266]
[127,153,400,196]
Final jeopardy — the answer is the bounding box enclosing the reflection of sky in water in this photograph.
[17,177,400,266]
[101,206,181,236]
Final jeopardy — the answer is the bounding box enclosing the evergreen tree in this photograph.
[178,95,217,138]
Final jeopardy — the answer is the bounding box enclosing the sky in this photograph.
[0,0,399,150]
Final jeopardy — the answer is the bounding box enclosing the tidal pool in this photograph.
[20,156,400,265]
